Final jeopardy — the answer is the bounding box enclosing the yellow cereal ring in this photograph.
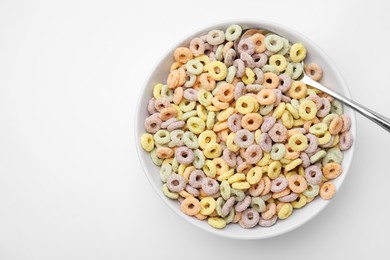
[236,96,255,114]
[140,133,154,152]
[288,81,307,99]
[187,117,205,134]
[293,118,305,127]
[207,61,227,81]
[228,173,246,184]
[217,107,235,122]
[162,183,179,199]
[268,161,282,179]
[183,166,195,183]
[213,157,229,176]
[179,190,192,198]
[242,67,255,85]
[196,104,208,120]
[226,132,240,152]
[317,131,331,145]
[272,102,286,119]
[291,194,307,209]
[195,55,211,69]
[290,43,307,62]
[247,166,263,184]
[178,164,186,176]
[286,103,300,119]
[203,143,222,159]
[232,181,251,190]
[200,197,217,215]
[278,203,293,219]
[299,100,318,120]
[284,158,303,172]
[288,133,308,151]
[203,159,217,178]
[206,111,216,130]
[281,110,294,129]
[269,54,288,72]
[208,217,227,229]
[198,130,217,149]
[179,99,196,112]
[153,83,164,99]
[217,169,235,182]
[257,152,271,166]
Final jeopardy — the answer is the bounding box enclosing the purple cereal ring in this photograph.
[233,82,246,100]
[204,43,213,56]
[246,84,263,93]
[244,144,263,164]
[268,123,288,143]
[271,176,288,193]
[253,67,264,84]
[261,116,276,133]
[235,195,251,212]
[144,115,162,134]
[273,89,282,106]
[189,37,205,56]
[209,191,221,199]
[234,129,255,148]
[233,59,245,78]
[237,162,251,174]
[239,208,260,229]
[185,184,200,197]
[148,98,157,114]
[258,215,278,227]
[161,117,177,129]
[339,131,353,150]
[278,192,299,202]
[166,174,186,192]
[224,48,236,66]
[201,177,220,195]
[278,74,292,93]
[237,38,255,55]
[167,120,185,131]
[175,146,194,165]
[183,88,198,101]
[221,197,236,217]
[341,115,351,132]
[305,134,318,154]
[236,156,244,166]
[259,133,272,153]
[223,148,237,167]
[307,94,323,110]
[305,165,323,185]
[154,97,171,112]
[240,52,255,68]
[300,152,311,168]
[189,170,206,188]
[252,53,268,68]
[317,98,331,118]
[228,113,243,132]
[281,95,291,103]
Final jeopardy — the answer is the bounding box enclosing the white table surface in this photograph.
[1,0,390,259]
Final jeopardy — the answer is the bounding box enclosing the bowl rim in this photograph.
[135,19,357,240]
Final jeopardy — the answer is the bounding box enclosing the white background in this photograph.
[1,0,390,259]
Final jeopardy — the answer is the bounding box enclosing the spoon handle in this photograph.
[302,75,390,133]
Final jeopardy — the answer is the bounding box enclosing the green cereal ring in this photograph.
[310,150,327,164]
[264,34,284,52]
[193,149,205,169]
[206,111,216,129]
[322,147,343,164]
[220,180,231,200]
[154,130,170,145]
[285,63,294,77]
[181,110,198,121]
[170,129,184,146]
[290,98,300,110]
[225,24,242,41]
[179,99,196,112]
[251,197,266,213]
[212,83,223,96]
[259,104,274,115]
[291,62,303,80]
[224,209,235,224]
[207,30,225,45]
[331,100,343,115]
[160,163,172,182]
[183,131,199,149]
[162,183,179,199]
[276,37,290,56]
[171,158,179,172]
[262,64,280,75]
[215,44,224,61]
[322,114,339,125]
[216,197,225,216]
[226,66,237,84]
[309,123,328,135]
[270,143,286,160]
[198,89,213,106]
[231,188,245,202]
[161,84,173,102]
[151,148,163,166]
[186,59,204,75]
[303,184,320,198]
[184,72,197,88]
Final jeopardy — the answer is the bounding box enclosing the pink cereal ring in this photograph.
[277,74,292,93]
[148,98,158,114]
[339,131,353,150]
[252,53,268,68]
[316,98,331,118]
[304,165,323,185]
[271,176,288,193]
[239,208,260,229]
[234,129,255,148]
[233,59,245,78]
[237,38,256,55]
[185,184,200,197]
[235,195,251,212]
[221,197,236,217]
[300,152,311,168]
[175,146,194,165]
[243,144,263,164]
[259,215,278,227]
[304,63,323,81]
[224,48,236,66]
[261,116,276,133]
[240,52,256,68]
[161,117,177,129]
[278,192,299,202]
[233,82,246,100]
[189,170,206,188]
[307,94,323,110]
[167,120,185,131]
[189,37,205,56]
[166,174,186,192]
[259,133,272,153]
[154,97,171,112]
[228,113,243,132]
[223,148,237,167]
[304,134,318,154]
[183,88,198,101]
[201,177,220,195]
[340,115,351,132]
[144,115,162,134]
[268,123,288,143]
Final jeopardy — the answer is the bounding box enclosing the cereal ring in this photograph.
[240,52,256,68]
[189,170,206,188]
[310,150,327,164]
[258,215,278,227]
[207,61,227,81]
[243,144,263,164]
[166,174,186,192]
[174,47,193,64]
[269,54,287,72]
[328,117,343,135]
[237,37,255,55]
[154,97,171,112]
[234,129,255,148]
[341,114,351,132]
[203,142,222,159]
[339,131,353,150]
[271,176,288,193]
[189,37,205,56]
[216,83,234,102]
[256,88,276,105]
[242,67,255,85]
[193,149,205,169]
[299,100,318,120]
[251,33,266,53]
[331,100,343,115]
[200,197,217,216]
[140,133,154,152]
[264,34,284,52]
[186,117,205,134]
[277,73,292,93]
[180,197,201,216]
[288,81,307,99]
[208,217,227,229]
[241,113,262,131]
[231,188,245,202]
[305,63,323,81]
[303,184,320,198]
[258,133,271,153]
[207,30,225,45]
[288,174,308,193]
[268,123,288,143]
[144,114,162,134]
[290,43,307,62]
[316,98,331,118]
[261,116,276,133]
[288,133,308,152]
[251,197,266,213]
[239,208,260,229]
[199,73,216,91]
[183,131,198,149]
[175,146,194,165]
[233,59,245,78]
[270,143,286,160]
[323,162,343,179]
[319,181,336,200]
[201,177,220,195]
[221,197,236,217]
[263,72,279,89]
[277,203,293,219]
[225,24,242,41]
[159,107,177,121]
[304,165,323,185]
[220,180,231,200]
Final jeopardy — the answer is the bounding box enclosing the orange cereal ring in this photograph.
[174,47,193,63]
[160,107,177,121]
[222,41,234,56]
[216,83,235,102]
[319,181,336,200]
[241,113,262,131]
[288,81,307,99]
[167,70,180,89]
[199,73,216,91]
[180,197,201,216]
[272,188,291,199]
[261,202,276,220]
[323,162,343,179]
[173,87,183,105]
[178,67,186,86]
[260,176,271,196]
[303,118,320,132]
[249,179,265,196]
[263,72,279,89]
[155,147,174,159]
[251,33,266,53]
[232,211,242,223]
[256,88,276,105]
[241,29,266,39]
[213,121,228,132]
[288,175,308,193]
[170,62,183,72]
[194,213,208,220]
[212,96,230,109]
[329,117,343,135]
[284,144,300,160]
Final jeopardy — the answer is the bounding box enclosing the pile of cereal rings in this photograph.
[140,24,353,229]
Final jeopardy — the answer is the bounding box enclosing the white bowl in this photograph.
[135,20,356,239]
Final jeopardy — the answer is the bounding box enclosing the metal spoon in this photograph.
[243,28,390,132]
